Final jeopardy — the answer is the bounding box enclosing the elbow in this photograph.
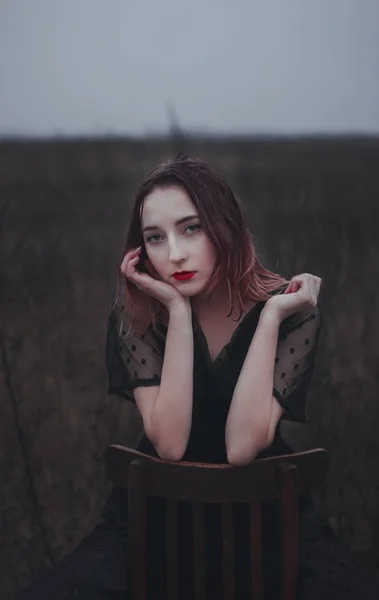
[226,449,251,467]
[146,426,187,463]
[226,429,274,467]
[155,444,186,462]
[227,445,258,467]
[144,417,187,463]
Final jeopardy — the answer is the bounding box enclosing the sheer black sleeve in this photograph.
[105,299,164,403]
[273,305,322,422]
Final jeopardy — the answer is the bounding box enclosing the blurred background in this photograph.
[1,1,379,598]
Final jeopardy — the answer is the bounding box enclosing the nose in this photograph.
[168,236,187,264]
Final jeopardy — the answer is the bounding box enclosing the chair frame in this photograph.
[105,445,329,600]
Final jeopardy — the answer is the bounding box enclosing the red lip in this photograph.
[173,271,196,281]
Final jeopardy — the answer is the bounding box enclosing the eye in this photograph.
[184,224,202,234]
[146,233,163,244]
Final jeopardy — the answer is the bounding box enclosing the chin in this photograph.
[186,284,210,298]
[173,286,198,297]
[171,281,204,297]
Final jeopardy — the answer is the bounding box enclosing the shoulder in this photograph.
[109,279,160,339]
[110,296,167,364]
[278,303,322,343]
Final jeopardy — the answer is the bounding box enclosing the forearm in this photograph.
[225,307,282,465]
[150,300,194,461]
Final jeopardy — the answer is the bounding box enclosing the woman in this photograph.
[20,154,375,599]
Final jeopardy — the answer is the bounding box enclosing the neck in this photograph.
[192,283,247,321]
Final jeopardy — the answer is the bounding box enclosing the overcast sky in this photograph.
[0,0,378,137]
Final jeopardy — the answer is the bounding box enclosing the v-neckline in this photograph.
[193,301,263,365]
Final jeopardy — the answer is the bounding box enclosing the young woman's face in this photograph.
[141,185,217,297]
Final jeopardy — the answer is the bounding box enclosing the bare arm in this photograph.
[225,307,283,465]
[225,273,321,466]
[122,247,195,462]
[134,299,194,462]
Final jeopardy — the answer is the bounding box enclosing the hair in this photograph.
[116,153,287,334]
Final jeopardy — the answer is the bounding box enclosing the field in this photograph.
[1,136,379,597]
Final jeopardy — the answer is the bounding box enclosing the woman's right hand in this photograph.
[120,247,187,310]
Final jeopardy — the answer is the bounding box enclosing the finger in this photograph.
[120,254,132,273]
[308,276,316,299]
[120,250,141,274]
[285,278,297,293]
[128,271,155,293]
[120,247,141,267]
[285,279,301,294]
[126,262,153,284]
[284,281,292,294]
[284,282,294,294]
[290,274,307,286]
[121,259,135,277]
[294,274,313,289]
[293,276,311,301]
[292,281,301,293]
[304,274,319,296]
[311,276,322,302]
[123,247,141,262]
[121,256,140,277]
[300,275,319,306]
[315,276,322,295]
[287,274,321,309]
[307,280,317,306]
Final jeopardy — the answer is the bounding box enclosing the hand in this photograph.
[120,247,187,310]
[264,273,322,322]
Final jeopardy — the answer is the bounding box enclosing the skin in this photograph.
[121,185,322,463]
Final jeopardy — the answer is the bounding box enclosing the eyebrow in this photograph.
[142,214,199,233]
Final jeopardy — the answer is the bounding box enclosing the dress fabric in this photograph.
[18,296,379,599]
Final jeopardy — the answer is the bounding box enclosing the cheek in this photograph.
[145,247,165,276]
[202,238,217,267]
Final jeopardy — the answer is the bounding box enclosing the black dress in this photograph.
[19,299,379,599]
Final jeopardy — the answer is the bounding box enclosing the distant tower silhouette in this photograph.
[166,101,184,140]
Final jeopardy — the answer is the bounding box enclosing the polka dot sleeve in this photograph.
[273,305,322,422]
[105,300,163,403]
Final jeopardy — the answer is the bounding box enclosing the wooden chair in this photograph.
[105,445,329,600]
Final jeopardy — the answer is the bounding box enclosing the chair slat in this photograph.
[222,503,235,600]
[249,501,263,600]
[278,463,299,600]
[129,461,147,600]
[166,499,178,600]
[193,503,206,600]
[107,445,329,600]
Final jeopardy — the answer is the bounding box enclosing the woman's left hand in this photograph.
[264,273,322,322]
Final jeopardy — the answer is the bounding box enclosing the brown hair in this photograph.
[117,153,286,333]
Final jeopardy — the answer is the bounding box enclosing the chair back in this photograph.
[106,445,329,600]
